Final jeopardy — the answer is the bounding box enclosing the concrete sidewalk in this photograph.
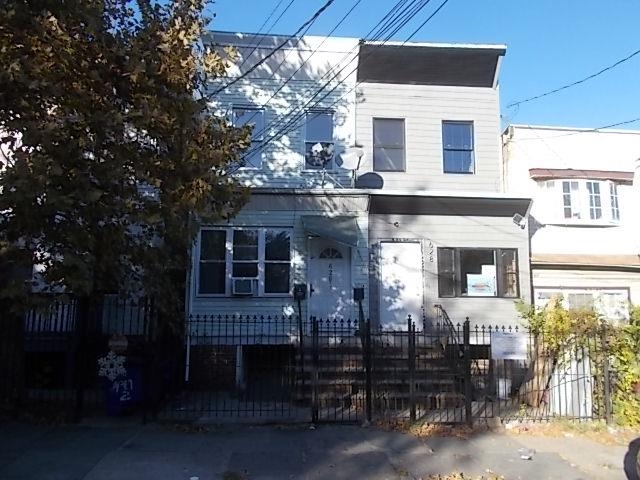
[0,421,633,479]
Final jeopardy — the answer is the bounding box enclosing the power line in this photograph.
[244,0,434,152]
[231,0,364,131]
[235,0,422,145]
[405,0,450,42]
[239,0,451,163]
[506,47,640,109]
[509,117,640,142]
[236,0,294,72]
[212,0,336,96]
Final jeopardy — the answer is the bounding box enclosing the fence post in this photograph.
[463,318,473,427]
[408,316,416,422]
[311,317,319,423]
[73,297,90,422]
[364,318,372,423]
[601,325,613,424]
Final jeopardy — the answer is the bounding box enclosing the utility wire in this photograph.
[235,0,294,72]
[236,0,420,144]
[240,0,450,161]
[232,0,364,129]
[212,0,336,96]
[512,117,640,142]
[405,0,450,42]
[506,47,640,108]
[245,0,432,149]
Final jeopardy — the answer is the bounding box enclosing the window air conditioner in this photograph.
[232,278,256,296]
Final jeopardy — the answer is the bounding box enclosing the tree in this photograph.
[0,0,250,318]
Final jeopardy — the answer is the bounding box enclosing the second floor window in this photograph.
[610,183,620,221]
[442,121,474,174]
[542,179,621,223]
[233,106,264,169]
[586,181,602,220]
[304,110,334,170]
[373,118,405,171]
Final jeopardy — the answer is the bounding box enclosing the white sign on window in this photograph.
[467,273,495,296]
[491,331,528,360]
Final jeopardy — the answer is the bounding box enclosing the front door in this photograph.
[379,241,424,330]
[308,239,351,320]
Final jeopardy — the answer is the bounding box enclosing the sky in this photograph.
[208,0,640,130]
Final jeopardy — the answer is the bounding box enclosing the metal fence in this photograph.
[0,302,613,425]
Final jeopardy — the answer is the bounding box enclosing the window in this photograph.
[199,230,227,294]
[442,121,474,174]
[233,106,264,169]
[373,118,405,171]
[610,183,620,221]
[197,228,291,295]
[437,247,519,298]
[562,181,580,219]
[304,110,334,170]
[542,179,622,223]
[535,288,629,322]
[586,181,602,220]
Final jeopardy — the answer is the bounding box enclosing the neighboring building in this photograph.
[502,125,640,322]
[187,32,532,334]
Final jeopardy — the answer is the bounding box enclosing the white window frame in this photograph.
[196,227,292,297]
[539,179,621,224]
[303,109,334,171]
[610,182,620,221]
[232,105,265,170]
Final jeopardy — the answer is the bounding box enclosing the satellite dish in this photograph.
[339,146,364,170]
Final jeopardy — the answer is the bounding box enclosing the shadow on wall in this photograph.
[208,33,356,189]
[624,437,640,480]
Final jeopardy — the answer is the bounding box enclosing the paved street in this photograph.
[0,421,634,479]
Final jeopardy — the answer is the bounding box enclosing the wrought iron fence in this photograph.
[0,303,613,425]
[0,297,160,421]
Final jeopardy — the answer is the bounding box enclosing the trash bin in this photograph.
[105,366,141,416]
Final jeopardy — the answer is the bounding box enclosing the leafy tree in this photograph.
[0,0,249,317]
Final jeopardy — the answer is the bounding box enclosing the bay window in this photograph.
[198,228,291,296]
[540,179,622,223]
[437,247,519,298]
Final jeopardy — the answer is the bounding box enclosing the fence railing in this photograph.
[0,303,613,425]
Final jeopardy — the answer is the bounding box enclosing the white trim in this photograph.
[195,227,293,298]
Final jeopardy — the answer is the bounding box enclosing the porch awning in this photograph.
[301,215,359,247]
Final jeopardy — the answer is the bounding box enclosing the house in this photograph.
[502,125,640,321]
[187,32,532,332]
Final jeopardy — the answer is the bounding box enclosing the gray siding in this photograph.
[356,83,502,192]
[369,213,531,327]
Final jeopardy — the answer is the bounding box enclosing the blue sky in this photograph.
[209,0,640,130]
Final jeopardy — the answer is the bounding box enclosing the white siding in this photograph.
[206,33,360,189]
[356,83,502,192]
[189,193,369,320]
[369,214,531,327]
[533,269,640,306]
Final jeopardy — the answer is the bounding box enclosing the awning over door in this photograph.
[301,215,359,247]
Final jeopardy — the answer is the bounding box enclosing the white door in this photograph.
[379,241,423,330]
[308,239,351,320]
